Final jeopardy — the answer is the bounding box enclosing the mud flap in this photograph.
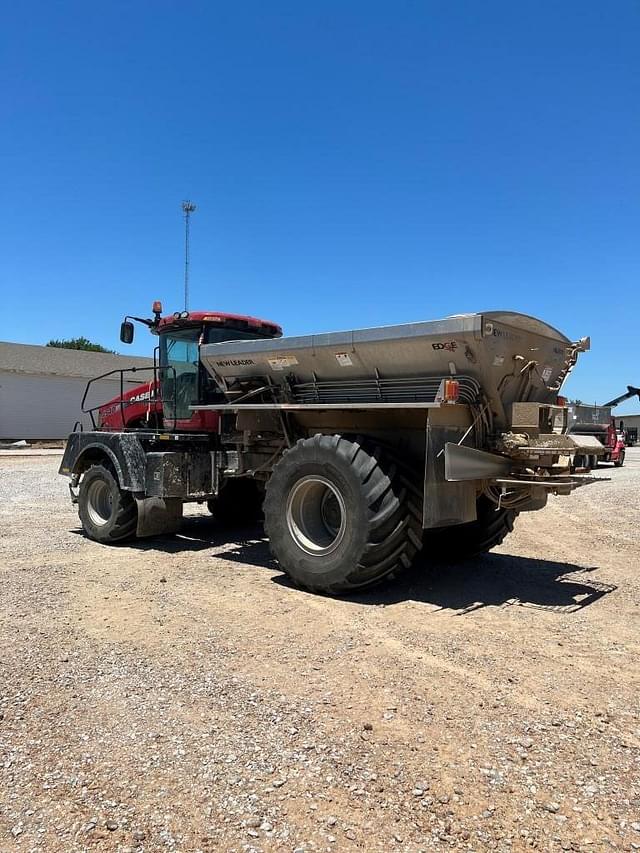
[424,426,478,528]
[135,496,183,538]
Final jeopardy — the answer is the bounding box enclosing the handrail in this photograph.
[80,365,178,431]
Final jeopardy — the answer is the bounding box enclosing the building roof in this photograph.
[0,341,154,380]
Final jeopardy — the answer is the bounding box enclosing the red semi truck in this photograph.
[567,386,640,470]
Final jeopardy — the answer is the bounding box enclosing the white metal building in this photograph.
[617,413,640,432]
[0,341,153,440]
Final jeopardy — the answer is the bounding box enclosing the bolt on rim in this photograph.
[286,476,347,556]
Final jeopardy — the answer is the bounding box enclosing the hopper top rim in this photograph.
[201,310,572,356]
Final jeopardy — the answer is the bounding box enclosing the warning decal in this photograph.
[268,356,299,371]
[335,353,354,367]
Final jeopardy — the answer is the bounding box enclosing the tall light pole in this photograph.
[181,200,196,310]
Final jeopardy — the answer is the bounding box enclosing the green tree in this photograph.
[46,337,116,354]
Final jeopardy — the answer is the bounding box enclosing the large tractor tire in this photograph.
[263,434,422,595]
[207,478,264,525]
[422,495,517,562]
[78,464,137,544]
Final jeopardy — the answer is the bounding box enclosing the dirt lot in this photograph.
[1,452,639,853]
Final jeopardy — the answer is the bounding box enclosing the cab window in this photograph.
[204,327,272,344]
[160,328,200,421]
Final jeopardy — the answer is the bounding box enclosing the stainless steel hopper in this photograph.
[200,311,588,425]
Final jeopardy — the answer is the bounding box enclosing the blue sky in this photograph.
[1,1,639,411]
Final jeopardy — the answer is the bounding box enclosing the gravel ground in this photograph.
[0,451,639,852]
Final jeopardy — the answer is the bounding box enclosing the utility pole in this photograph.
[181,200,196,310]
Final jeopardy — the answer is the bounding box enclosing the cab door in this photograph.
[159,326,220,432]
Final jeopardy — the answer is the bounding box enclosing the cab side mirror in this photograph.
[120,321,134,344]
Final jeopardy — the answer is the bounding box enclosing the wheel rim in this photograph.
[86,478,114,526]
[286,476,347,556]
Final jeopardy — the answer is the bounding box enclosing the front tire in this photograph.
[78,464,137,543]
[614,451,625,468]
[264,435,422,595]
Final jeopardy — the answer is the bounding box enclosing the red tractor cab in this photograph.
[98,304,282,433]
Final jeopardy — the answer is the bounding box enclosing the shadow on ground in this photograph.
[74,514,617,615]
[341,554,617,614]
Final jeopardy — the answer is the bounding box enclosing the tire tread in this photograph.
[264,435,423,594]
[79,464,137,543]
[423,496,517,561]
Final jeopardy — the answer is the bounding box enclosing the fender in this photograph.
[59,432,147,492]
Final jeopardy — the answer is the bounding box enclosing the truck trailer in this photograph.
[566,404,617,470]
[60,306,595,595]
[566,386,640,469]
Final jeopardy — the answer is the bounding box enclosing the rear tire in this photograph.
[207,478,264,525]
[78,464,137,543]
[264,435,422,595]
[422,496,517,562]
